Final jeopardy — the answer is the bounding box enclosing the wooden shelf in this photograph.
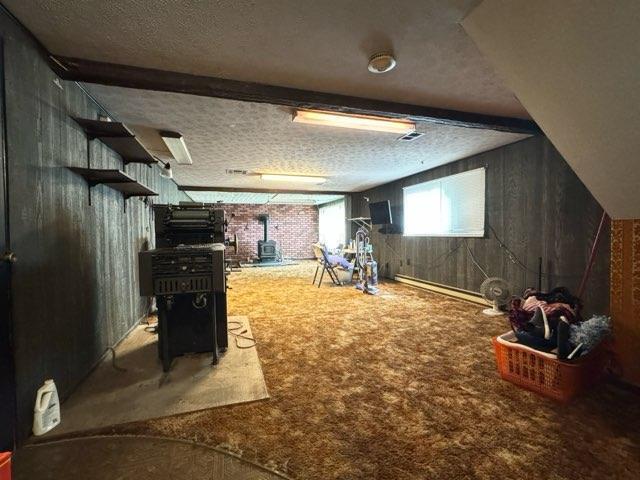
[71,117,157,166]
[71,118,133,138]
[67,167,158,199]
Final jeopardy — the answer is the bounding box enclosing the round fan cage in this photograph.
[480,277,510,316]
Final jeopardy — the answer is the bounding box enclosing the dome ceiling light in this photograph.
[367,53,397,74]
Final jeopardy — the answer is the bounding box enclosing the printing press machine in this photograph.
[139,202,238,372]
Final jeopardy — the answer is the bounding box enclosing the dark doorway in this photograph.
[0,36,17,451]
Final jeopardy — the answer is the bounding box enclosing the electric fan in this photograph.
[480,277,510,316]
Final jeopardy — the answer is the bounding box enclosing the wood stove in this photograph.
[257,214,278,262]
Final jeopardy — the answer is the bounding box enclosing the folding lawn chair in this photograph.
[311,243,354,288]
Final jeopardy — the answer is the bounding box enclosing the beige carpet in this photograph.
[48,316,268,435]
[46,262,640,479]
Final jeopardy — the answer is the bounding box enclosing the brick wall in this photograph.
[221,203,319,261]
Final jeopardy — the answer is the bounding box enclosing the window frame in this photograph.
[402,167,486,238]
[318,198,347,249]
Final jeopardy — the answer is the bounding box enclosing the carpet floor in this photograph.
[53,262,640,479]
[15,436,288,479]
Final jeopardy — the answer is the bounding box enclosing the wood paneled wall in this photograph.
[611,219,640,385]
[352,136,610,316]
[1,12,190,442]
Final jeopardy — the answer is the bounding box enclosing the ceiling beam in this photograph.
[179,185,349,196]
[51,55,541,135]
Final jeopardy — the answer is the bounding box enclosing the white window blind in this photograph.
[403,167,486,237]
[318,199,346,250]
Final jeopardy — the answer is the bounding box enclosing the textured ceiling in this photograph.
[463,0,640,219]
[83,84,530,192]
[6,0,527,118]
[186,192,343,206]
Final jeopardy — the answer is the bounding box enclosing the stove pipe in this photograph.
[258,214,269,241]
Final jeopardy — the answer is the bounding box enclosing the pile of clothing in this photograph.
[508,287,610,360]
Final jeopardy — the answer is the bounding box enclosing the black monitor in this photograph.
[369,200,392,225]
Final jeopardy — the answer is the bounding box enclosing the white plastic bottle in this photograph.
[33,379,61,435]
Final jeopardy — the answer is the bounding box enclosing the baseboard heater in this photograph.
[394,274,489,306]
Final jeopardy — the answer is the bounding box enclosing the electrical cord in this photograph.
[380,223,585,280]
[486,222,584,279]
[141,301,157,332]
[383,235,493,280]
[139,297,156,326]
[197,302,257,350]
[464,240,490,279]
[107,347,127,373]
[110,295,158,372]
[383,236,464,271]
[227,320,257,349]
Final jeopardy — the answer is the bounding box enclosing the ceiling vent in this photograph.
[225,169,248,175]
[397,132,424,142]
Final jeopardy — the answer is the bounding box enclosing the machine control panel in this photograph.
[139,245,225,296]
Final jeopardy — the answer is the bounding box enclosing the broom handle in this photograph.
[577,210,609,299]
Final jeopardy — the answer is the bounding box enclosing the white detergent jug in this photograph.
[33,379,60,435]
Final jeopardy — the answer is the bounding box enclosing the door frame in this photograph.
[0,35,17,452]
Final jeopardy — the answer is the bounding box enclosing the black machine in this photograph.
[153,203,237,248]
[257,213,278,262]
[139,202,238,371]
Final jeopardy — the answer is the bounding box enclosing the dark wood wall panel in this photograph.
[352,136,610,316]
[1,13,190,443]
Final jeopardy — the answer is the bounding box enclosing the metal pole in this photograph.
[577,210,609,299]
[538,257,542,291]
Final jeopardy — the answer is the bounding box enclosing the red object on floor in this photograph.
[0,452,11,480]
[492,334,609,402]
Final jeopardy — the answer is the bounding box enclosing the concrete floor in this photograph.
[47,316,268,436]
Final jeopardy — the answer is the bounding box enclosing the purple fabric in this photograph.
[508,298,534,331]
[326,254,353,270]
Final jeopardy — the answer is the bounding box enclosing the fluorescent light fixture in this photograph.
[160,131,192,165]
[293,110,415,134]
[261,173,327,184]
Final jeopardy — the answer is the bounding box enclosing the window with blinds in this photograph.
[318,199,346,249]
[403,167,486,237]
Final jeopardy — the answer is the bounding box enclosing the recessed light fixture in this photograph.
[160,131,192,165]
[367,53,397,74]
[293,110,415,134]
[261,173,327,184]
